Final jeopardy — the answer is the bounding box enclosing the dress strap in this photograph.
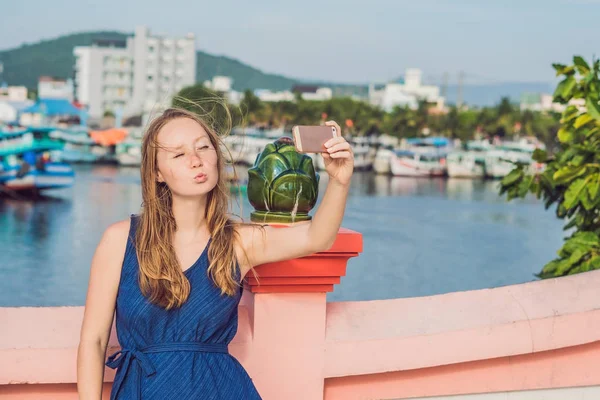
[128,214,139,245]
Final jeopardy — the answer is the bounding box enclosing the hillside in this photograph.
[0,31,299,92]
[0,32,129,89]
[0,31,553,106]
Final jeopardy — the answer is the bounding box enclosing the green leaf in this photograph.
[553,165,586,184]
[532,148,547,163]
[575,212,585,226]
[581,188,594,210]
[559,234,594,257]
[569,248,587,265]
[556,257,576,275]
[579,256,600,272]
[563,178,587,209]
[552,63,568,75]
[556,76,577,100]
[501,168,523,187]
[586,97,600,121]
[563,218,578,231]
[587,256,600,271]
[571,155,585,166]
[557,128,573,143]
[585,126,599,138]
[570,231,600,247]
[539,259,560,277]
[573,56,590,74]
[590,173,600,200]
[561,106,580,123]
[517,176,533,197]
[574,114,593,129]
[556,65,576,77]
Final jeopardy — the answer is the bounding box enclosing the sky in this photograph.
[2,0,599,86]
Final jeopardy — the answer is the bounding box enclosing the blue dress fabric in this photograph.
[106,215,262,399]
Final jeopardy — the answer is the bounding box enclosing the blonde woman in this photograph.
[77,108,354,399]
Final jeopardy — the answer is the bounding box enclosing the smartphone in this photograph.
[292,125,340,153]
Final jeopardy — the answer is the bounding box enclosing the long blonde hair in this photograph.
[136,107,241,309]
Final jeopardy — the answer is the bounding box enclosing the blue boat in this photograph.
[0,127,75,194]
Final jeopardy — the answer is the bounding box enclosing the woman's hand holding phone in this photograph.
[292,121,354,186]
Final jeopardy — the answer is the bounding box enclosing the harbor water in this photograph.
[0,164,565,307]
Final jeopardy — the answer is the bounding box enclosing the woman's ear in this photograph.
[157,171,165,183]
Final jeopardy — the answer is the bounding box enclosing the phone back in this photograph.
[292,125,339,153]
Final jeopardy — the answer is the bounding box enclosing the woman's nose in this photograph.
[189,154,202,167]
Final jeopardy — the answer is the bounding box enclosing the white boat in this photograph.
[49,129,113,163]
[116,139,142,166]
[222,132,274,166]
[351,136,374,170]
[373,145,394,174]
[390,150,446,177]
[311,136,375,171]
[446,151,486,178]
[484,150,532,179]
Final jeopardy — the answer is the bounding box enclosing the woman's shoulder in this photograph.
[100,217,133,249]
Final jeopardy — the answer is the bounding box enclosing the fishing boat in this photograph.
[49,129,111,163]
[390,149,446,177]
[115,138,142,166]
[0,127,75,194]
[446,151,486,178]
[484,150,534,179]
[373,145,395,175]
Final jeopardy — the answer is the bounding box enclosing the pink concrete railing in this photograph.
[2,228,600,399]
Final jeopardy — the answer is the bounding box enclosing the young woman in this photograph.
[77,108,354,399]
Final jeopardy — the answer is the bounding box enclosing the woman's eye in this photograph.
[198,146,209,150]
[174,153,184,158]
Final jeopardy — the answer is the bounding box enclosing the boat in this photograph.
[373,145,395,174]
[49,129,111,163]
[446,151,486,178]
[115,138,142,166]
[0,127,75,194]
[222,130,274,166]
[484,150,533,179]
[483,137,545,179]
[350,136,375,171]
[390,149,446,177]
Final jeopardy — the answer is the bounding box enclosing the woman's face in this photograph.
[155,117,219,198]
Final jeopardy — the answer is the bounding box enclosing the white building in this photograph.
[252,86,332,103]
[292,85,333,101]
[520,93,573,113]
[226,90,243,106]
[38,76,74,100]
[74,26,196,119]
[204,76,233,93]
[130,26,196,115]
[254,89,295,102]
[369,68,445,111]
[0,85,28,102]
[74,39,133,119]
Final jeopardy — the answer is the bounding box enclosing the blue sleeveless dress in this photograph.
[106,215,262,399]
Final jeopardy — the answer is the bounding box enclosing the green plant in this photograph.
[499,56,600,278]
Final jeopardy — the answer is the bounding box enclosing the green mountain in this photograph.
[196,52,297,91]
[0,32,128,90]
[0,31,300,92]
[0,31,551,106]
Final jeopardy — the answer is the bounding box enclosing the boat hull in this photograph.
[0,163,75,193]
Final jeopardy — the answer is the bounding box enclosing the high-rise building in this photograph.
[73,27,196,120]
